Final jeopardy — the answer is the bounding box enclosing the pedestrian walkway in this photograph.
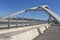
[34,25,60,40]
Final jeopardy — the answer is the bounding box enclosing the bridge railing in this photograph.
[0,16,48,29]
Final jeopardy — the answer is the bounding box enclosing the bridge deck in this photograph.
[34,25,60,40]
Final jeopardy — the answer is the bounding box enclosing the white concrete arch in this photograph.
[2,5,60,24]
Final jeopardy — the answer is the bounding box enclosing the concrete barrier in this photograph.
[38,26,46,34]
[11,29,39,40]
[45,24,51,29]
[0,24,50,40]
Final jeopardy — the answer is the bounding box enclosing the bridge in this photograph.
[0,5,60,40]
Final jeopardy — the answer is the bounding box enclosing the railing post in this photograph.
[21,18,23,27]
[8,14,10,29]
[16,16,18,28]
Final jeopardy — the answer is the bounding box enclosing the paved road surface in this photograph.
[34,25,60,40]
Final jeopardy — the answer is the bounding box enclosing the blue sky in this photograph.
[0,0,60,20]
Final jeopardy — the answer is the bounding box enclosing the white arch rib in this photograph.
[1,5,60,24]
[1,6,38,19]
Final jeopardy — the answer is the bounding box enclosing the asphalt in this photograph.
[34,25,60,40]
